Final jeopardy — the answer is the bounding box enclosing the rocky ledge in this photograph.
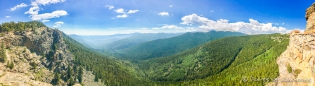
[276,31,315,86]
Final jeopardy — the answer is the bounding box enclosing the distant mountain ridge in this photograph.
[119,31,246,60]
[69,33,182,50]
[103,33,183,50]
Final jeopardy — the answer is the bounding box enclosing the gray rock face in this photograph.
[3,27,74,74]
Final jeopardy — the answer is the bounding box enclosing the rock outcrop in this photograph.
[0,27,74,85]
[276,32,315,86]
[2,27,74,73]
[306,3,315,31]
[276,2,315,86]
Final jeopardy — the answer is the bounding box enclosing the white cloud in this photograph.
[117,14,128,18]
[25,0,67,21]
[169,5,173,7]
[142,28,148,30]
[29,10,68,20]
[5,16,11,18]
[31,0,66,6]
[42,19,50,22]
[158,12,169,16]
[128,10,139,14]
[115,8,125,13]
[53,21,64,28]
[181,14,287,34]
[180,14,211,25]
[161,25,183,29]
[24,5,40,15]
[114,8,139,18]
[9,3,28,11]
[105,5,114,9]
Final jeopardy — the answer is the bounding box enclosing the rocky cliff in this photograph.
[5,27,74,72]
[0,26,74,85]
[276,2,315,86]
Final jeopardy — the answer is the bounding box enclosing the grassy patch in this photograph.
[286,64,292,73]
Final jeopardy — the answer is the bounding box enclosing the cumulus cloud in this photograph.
[114,8,139,18]
[29,10,68,20]
[181,14,286,34]
[5,16,11,18]
[158,12,169,16]
[9,3,28,11]
[105,5,114,9]
[53,21,64,28]
[25,0,67,21]
[180,14,211,25]
[31,0,66,6]
[117,14,128,18]
[128,10,139,14]
[24,5,40,15]
[115,8,125,13]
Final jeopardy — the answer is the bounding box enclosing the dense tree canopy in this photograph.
[0,21,46,33]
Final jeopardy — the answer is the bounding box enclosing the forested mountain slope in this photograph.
[137,34,289,85]
[120,31,246,60]
[63,33,152,86]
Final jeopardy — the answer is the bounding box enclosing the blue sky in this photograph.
[0,0,314,35]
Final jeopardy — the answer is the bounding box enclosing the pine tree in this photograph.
[94,72,98,82]
[0,43,6,62]
[52,72,60,85]
[67,65,72,80]
[68,77,75,86]
[78,67,83,83]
